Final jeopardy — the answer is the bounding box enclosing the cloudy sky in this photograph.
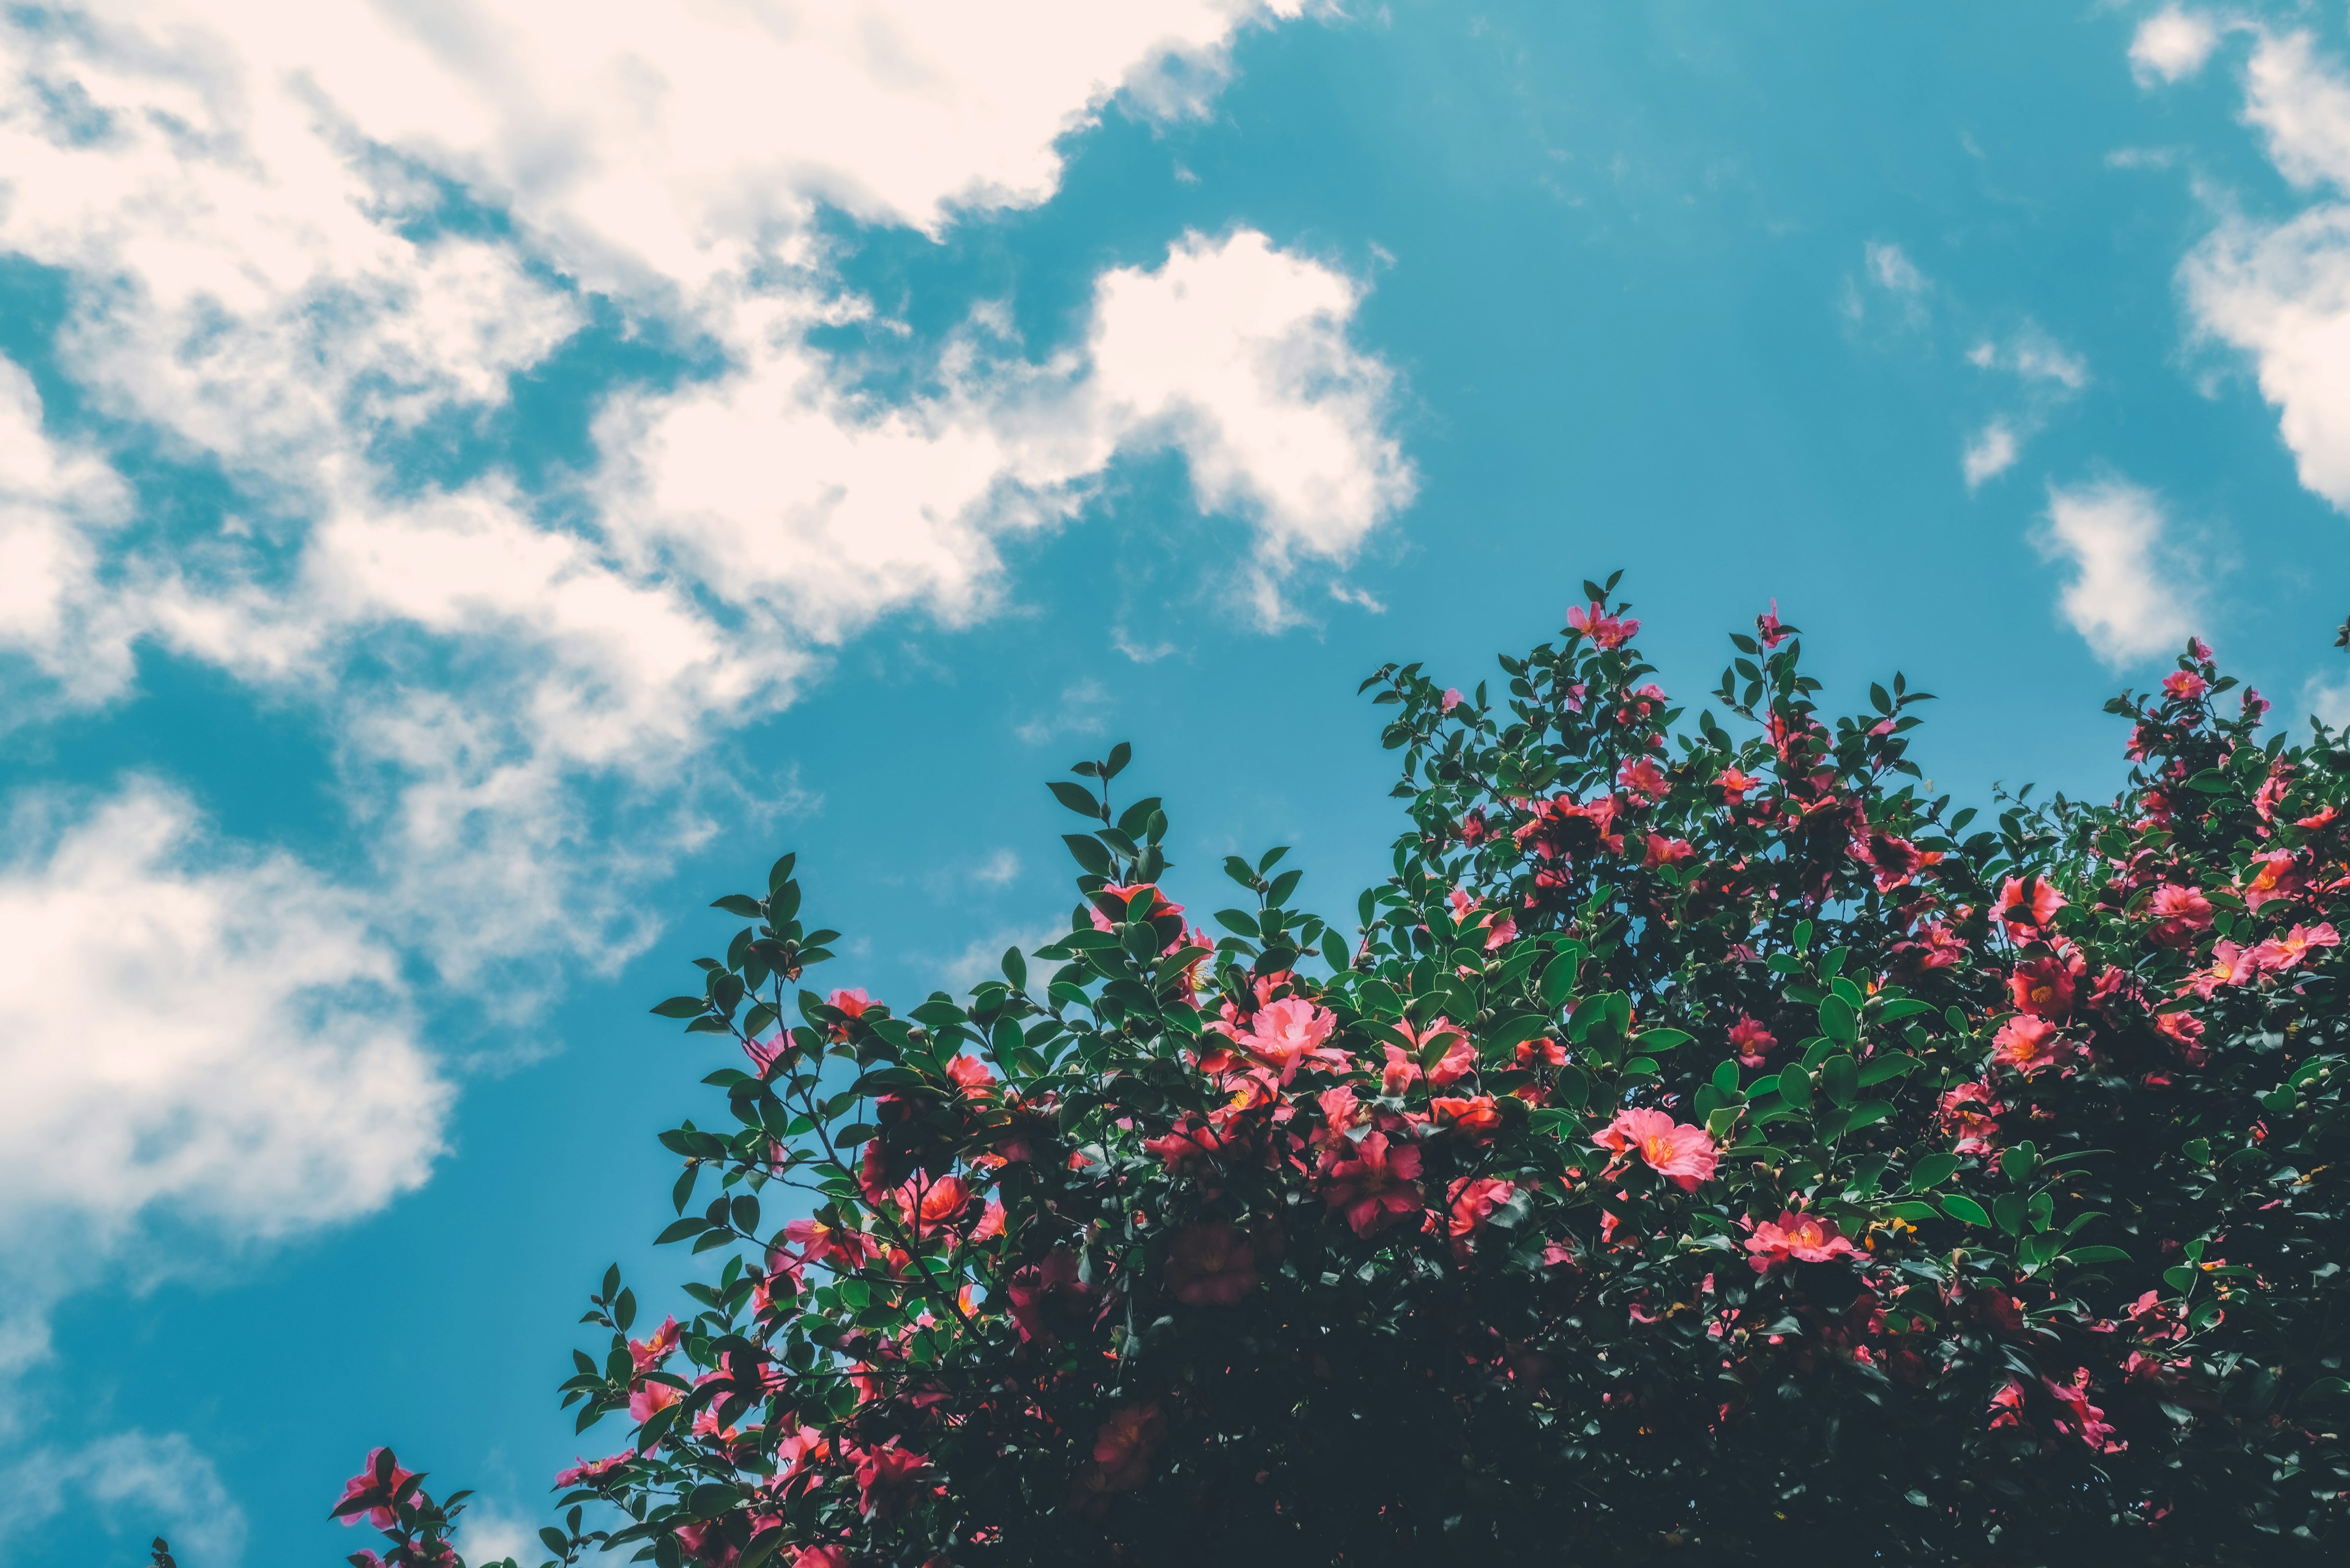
[4,1,2349,1560]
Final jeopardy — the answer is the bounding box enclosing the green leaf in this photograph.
[712,894,764,919]
[651,996,708,1019]
[1818,1054,1859,1107]
[1818,994,1857,1043]
[1062,834,1115,877]
[767,853,797,895]
[1103,741,1132,778]
[2297,1376,2350,1408]
[2183,769,2232,794]
[1321,927,1351,973]
[1539,951,1581,1010]
[1048,780,1102,818]
[1992,1192,2027,1236]
[1778,1067,1813,1113]
[1876,998,1935,1021]
[1882,1201,1940,1222]
[1908,1153,1960,1189]
[1491,1014,1555,1050]
[2063,1245,2132,1265]
[1841,1100,1896,1132]
[1634,1028,1693,1053]
[1214,908,1261,938]
[1940,1193,1993,1227]
[1858,1053,1919,1087]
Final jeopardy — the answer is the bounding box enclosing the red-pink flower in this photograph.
[1319,1131,1426,1236]
[1643,832,1695,869]
[1744,1210,1859,1273]
[1566,600,1639,649]
[1756,600,1789,648]
[2161,670,2207,703]
[1441,687,1464,712]
[1618,756,1669,801]
[1990,1015,2066,1075]
[850,1440,941,1519]
[1937,1080,2003,1154]
[1726,1014,1776,1067]
[1594,1107,1718,1191]
[945,1053,996,1097]
[2147,884,2213,947]
[1091,1403,1168,1490]
[553,1452,630,1490]
[1165,1223,1257,1305]
[791,1549,851,1568]
[1238,996,1343,1083]
[2007,954,2079,1018]
[1997,875,2065,939]
[2045,1368,2126,1453]
[1447,1175,1516,1239]
[1430,1094,1502,1135]
[335,1449,418,1530]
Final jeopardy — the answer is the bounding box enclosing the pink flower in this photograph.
[791,1550,851,1568]
[1617,756,1669,801]
[1643,833,1695,869]
[1937,1081,2002,1154]
[1991,1015,2066,1075]
[2007,954,2079,1018]
[1447,1175,1516,1240]
[553,1452,630,1490]
[2255,922,2339,973]
[2045,1368,2126,1452]
[1238,996,1343,1084]
[849,1440,941,1520]
[1430,1094,1502,1135]
[2147,884,2213,947]
[1719,767,1760,802]
[1380,1043,1422,1096]
[1997,875,2065,939]
[1988,1378,2027,1430]
[1566,600,1639,649]
[335,1449,417,1530]
[629,1377,682,1424]
[1755,600,1789,649]
[1091,1403,1167,1490]
[2242,849,2305,911]
[1165,1223,1256,1305]
[1319,1131,1426,1236]
[1726,1014,1776,1067]
[1594,1108,1718,1190]
[945,1053,996,1097]
[629,1315,682,1374]
[2161,670,2207,703]
[1441,687,1464,712]
[1744,1210,1859,1272]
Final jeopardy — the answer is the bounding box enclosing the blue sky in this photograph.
[4,2,2350,1561]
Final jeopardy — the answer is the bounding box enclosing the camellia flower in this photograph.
[1744,1210,1860,1273]
[1566,600,1639,649]
[2242,849,2305,911]
[2161,670,2207,703]
[791,1549,851,1568]
[945,1053,996,1098]
[1937,1080,2003,1154]
[1719,766,1760,801]
[1447,1175,1517,1244]
[1091,1403,1168,1490]
[553,1452,630,1490]
[1756,600,1789,648]
[2147,884,2214,947]
[1165,1223,1257,1305]
[1441,687,1464,712]
[1431,1093,1502,1134]
[2044,1368,2126,1453]
[2254,922,2340,973]
[1319,1131,1426,1236]
[1997,875,2065,939]
[1990,1015,2065,1075]
[850,1439,942,1519]
[335,1449,418,1530]
[1644,832,1696,869]
[1618,756,1669,800]
[1726,1014,1777,1067]
[1594,1107,1718,1190]
[2007,953,2079,1018]
[1238,996,1345,1084]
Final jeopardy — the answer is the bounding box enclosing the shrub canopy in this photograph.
[340,583,2350,1568]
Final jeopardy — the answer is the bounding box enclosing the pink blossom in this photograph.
[553,1453,630,1490]
[2161,670,2207,703]
[1238,996,1344,1084]
[2007,953,2080,1018]
[2045,1368,2126,1453]
[1937,1081,2002,1154]
[1447,1175,1516,1241]
[1165,1223,1257,1305]
[1744,1210,1859,1272]
[1617,756,1669,801]
[1594,1107,1718,1190]
[1566,600,1639,649]
[335,1450,417,1530]
[1997,875,2065,939]
[1991,1015,2066,1075]
[1319,1131,1426,1236]
[1441,687,1464,712]
[1755,600,1789,649]
[945,1053,996,1098]
[1726,1014,1776,1067]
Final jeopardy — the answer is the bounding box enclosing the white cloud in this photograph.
[0,357,134,708]
[2035,479,2201,666]
[0,1430,247,1565]
[1963,419,2021,488]
[1864,241,1928,294]
[1013,677,1113,746]
[0,0,1393,1375]
[1959,324,2089,487]
[2241,27,2350,192]
[0,783,445,1228]
[2177,29,2350,515]
[2130,6,2221,86]
[453,1501,536,1568]
[2306,670,2350,728]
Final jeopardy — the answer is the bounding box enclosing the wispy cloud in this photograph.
[2035,479,2202,666]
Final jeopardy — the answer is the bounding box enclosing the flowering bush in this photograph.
[344,581,2350,1566]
